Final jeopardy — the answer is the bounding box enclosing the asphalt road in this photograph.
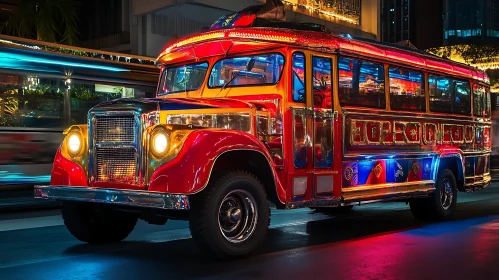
[2,185,499,279]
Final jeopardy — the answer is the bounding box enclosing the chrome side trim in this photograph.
[34,185,190,210]
[286,198,341,209]
[342,180,435,202]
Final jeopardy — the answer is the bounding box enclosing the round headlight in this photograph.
[151,130,169,157]
[67,132,82,155]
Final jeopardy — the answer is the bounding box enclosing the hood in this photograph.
[89,98,254,114]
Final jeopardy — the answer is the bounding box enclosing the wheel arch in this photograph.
[209,149,285,208]
[437,154,465,191]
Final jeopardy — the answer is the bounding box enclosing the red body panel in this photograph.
[148,130,286,202]
[50,149,87,186]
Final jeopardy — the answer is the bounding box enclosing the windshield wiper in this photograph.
[215,58,255,98]
[215,72,240,97]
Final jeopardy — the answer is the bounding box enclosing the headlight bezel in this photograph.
[66,130,84,157]
[150,127,170,158]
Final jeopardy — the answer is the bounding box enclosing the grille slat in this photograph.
[95,116,136,143]
[93,115,139,185]
[96,147,137,184]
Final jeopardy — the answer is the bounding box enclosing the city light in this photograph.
[272,0,361,25]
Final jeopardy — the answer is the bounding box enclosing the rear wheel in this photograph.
[189,170,270,260]
[62,201,138,244]
[410,169,457,221]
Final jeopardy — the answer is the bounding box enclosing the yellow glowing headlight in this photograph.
[150,128,169,157]
[66,131,83,156]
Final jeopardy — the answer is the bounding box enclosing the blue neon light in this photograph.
[0,51,129,72]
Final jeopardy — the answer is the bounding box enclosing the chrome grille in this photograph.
[95,116,135,143]
[92,114,139,185]
[96,147,137,184]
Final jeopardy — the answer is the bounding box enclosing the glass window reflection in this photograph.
[389,67,425,111]
[292,52,305,103]
[209,53,284,88]
[159,62,208,95]
[338,57,385,109]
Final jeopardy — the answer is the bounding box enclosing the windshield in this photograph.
[158,62,208,95]
[208,53,284,88]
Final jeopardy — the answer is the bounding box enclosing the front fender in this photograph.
[148,129,285,200]
[50,147,88,186]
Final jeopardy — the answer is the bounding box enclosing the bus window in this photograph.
[162,62,208,94]
[474,84,491,117]
[338,57,385,109]
[312,56,332,109]
[429,75,471,115]
[0,74,65,128]
[70,81,155,125]
[389,67,424,111]
[454,80,471,115]
[209,54,284,89]
[292,52,306,103]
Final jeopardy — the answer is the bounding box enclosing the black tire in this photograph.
[62,201,138,244]
[410,169,458,221]
[189,170,270,260]
[311,205,354,214]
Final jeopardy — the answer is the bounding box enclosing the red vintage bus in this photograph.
[35,7,491,260]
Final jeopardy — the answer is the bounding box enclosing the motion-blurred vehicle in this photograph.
[0,35,159,186]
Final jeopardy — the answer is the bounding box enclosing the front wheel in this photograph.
[409,169,458,221]
[62,201,138,244]
[189,171,270,260]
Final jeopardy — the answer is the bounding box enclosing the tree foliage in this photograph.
[426,44,499,64]
[0,0,79,45]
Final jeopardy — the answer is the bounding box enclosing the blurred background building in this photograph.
[73,0,380,57]
[380,0,443,50]
[443,0,499,46]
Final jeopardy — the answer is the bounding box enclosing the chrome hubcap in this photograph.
[218,189,258,243]
[440,178,453,210]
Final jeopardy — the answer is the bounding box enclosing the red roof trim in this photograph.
[158,27,489,83]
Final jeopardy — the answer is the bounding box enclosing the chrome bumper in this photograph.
[34,185,190,210]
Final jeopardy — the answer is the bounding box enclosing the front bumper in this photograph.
[34,186,190,210]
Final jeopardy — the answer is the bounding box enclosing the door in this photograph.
[289,52,336,202]
[310,55,335,196]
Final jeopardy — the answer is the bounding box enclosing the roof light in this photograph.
[227,30,298,43]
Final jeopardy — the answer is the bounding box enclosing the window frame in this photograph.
[473,83,492,117]
[388,66,425,112]
[157,61,210,96]
[291,51,306,103]
[311,55,333,109]
[207,52,286,89]
[428,74,472,116]
[337,55,386,109]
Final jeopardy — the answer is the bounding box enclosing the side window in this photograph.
[389,67,425,111]
[339,57,385,109]
[429,75,452,114]
[292,53,306,103]
[429,75,471,115]
[312,56,332,109]
[474,84,491,117]
[454,80,471,115]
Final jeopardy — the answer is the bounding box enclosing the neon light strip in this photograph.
[0,51,129,72]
